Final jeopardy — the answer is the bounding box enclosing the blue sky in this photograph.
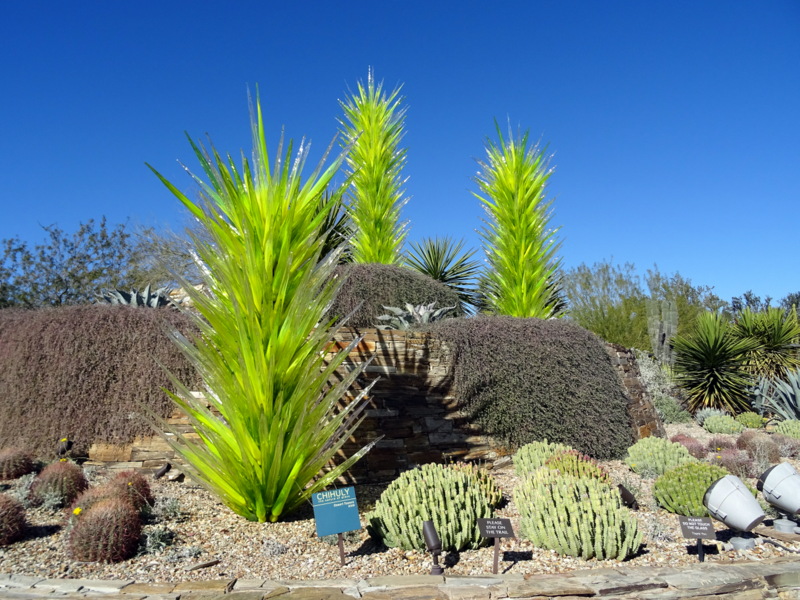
[1,1,798,304]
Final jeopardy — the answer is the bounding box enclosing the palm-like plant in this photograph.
[405,237,481,314]
[339,69,408,264]
[733,307,800,379]
[146,96,375,522]
[672,312,759,414]
[474,122,563,318]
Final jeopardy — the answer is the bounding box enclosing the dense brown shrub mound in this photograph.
[329,263,463,328]
[427,316,635,459]
[0,305,201,456]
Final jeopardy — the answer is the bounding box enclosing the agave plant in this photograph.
[97,284,174,308]
[375,302,457,330]
[146,95,376,522]
[734,307,800,379]
[751,368,800,422]
[404,237,481,314]
[672,312,758,414]
[474,122,563,318]
[339,69,408,265]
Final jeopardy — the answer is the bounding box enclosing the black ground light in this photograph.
[422,520,444,575]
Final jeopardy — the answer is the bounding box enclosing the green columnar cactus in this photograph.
[703,414,744,434]
[653,462,730,516]
[514,439,572,477]
[366,463,493,551]
[775,419,800,440]
[543,450,611,483]
[449,462,503,507]
[647,299,678,366]
[0,447,34,479]
[624,436,696,478]
[514,470,642,561]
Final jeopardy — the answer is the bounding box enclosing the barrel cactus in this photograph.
[366,463,493,551]
[68,497,142,562]
[543,450,610,483]
[514,439,572,477]
[29,461,88,508]
[0,447,35,480]
[109,471,154,514]
[514,469,641,561]
[0,494,26,546]
[703,415,744,435]
[624,436,696,478]
[774,419,800,440]
[653,462,730,516]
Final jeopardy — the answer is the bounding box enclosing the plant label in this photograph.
[311,486,360,538]
[678,516,715,539]
[478,518,515,538]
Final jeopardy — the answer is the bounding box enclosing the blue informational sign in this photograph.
[311,486,361,538]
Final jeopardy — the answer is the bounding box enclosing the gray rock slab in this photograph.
[579,576,669,596]
[232,579,268,591]
[361,575,444,589]
[121,582,178,595]
[442,577,505,587]
[0,575,45,589]
[765,571,800,589]
[225,592,273,600]
[73,579,136,593]
[439,584,492,600]
[505,575,594,597]
[31,578,86,593]
[278,579,358,590]
[361,586,445,600]
[278,588,346,600]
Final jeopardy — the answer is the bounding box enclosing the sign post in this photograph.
[311,487,361,566]
[678,516,715,562]
[478,518,515,574]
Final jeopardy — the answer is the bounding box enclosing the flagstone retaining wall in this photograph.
[85,328,664,483]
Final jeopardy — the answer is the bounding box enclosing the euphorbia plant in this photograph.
[147,95,375,522]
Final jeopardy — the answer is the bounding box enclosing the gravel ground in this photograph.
[2,423,799,583]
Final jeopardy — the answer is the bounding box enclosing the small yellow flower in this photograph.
[59,458,67,462]
[59,437,68,442]
[73,507,82,516]
[716,455,722,460]
[127,482,133,486]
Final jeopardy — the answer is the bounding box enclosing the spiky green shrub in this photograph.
[751,369,800,422]
[774,419,800,440]
[672,312,757,413]
[735,411,765,429]
[694,407,729,427]
[0,447,34,479]
[474,123,563,318]
[515,469,641,561]
[0,306,200,455]
[329,263,462,328]
[653,395,693,424]
[148,97,375,522]
[108,471,154,514]
[543,450,610,483]
[449,462,503,507]
[733,308,800,379]
[653,462,731,516]
[624,436,696,479]
[339,69,407,265]
[366,463,493,551]
[68,497,141,562]
[0,494,26,546]
[428,316,634,458]
[29,462,88,508]
[514,439,572,476]
[703,414,744,435]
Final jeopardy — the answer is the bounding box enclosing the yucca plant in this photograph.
[146,95,376,522]
[405,237,482,314]
[672,312,758,414]
[474,122,563,318]
[339,69,408,264]
[734,307,800,379]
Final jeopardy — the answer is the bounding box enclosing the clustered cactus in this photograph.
[68,497,142,562]
[624,436,696,478]
[514,469,641,561]
[735,411,765,429]
[514,439,572,476]
[366,463,494,551]
[774,419,800,440]
[29,461,88,508]
[449,462,503,507]
[542,449,610,484]
[0,494,26,546]
[653,462,730,516]
[0,447,35,480]
[703,414,744,435]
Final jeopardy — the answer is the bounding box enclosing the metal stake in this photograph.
[337,533,346,566]
[492,537,500,574]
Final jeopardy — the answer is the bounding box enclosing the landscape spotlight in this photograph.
[703,475,765,549]
[758,463,800,533]
[422,520,444,575]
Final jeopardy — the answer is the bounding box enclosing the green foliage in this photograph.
[653,395,693,424]
[339,69,408,264]
[653,462,730,516]
[0,448,34,479]
[405,237,482,314]
[428,316,634,458]
[543,450,611,483]
[734,308,800,379]
[474,123,563,319]
[29,462,88,508]
[97,284,174,308]
[672,312,758,413]
[0,305,201,456]
[0,494,26,546]
[68,497,142,562]
[703,414,745,434]
[148,96,374,523]
[329,263,462,328]
[515,469,641,561]
[693,407,728,426]
[366,464,493,551]
[448,462,503,508]
[774,420,800,440]
[735,412,765,429]
[514,439,572,477]
[751,369,800,422]
[376,302,456,330]
[624,436,696,479]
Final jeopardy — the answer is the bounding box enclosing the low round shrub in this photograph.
[771,434,800,458]
[707,436,737,453]
[737,431,781,464]
[29,462,88,508]
[709,449,752,479]
[774,420,800,440]
[694,408,728,427]
[514,439,572,477]
[653,463,730,517]
[0,494,26,546]
[515,469,641,561]
[366,464,493,551]
[0,447,35,480]
[735,412,765,429]
[669,435,707,459]
[543,450,611,484]
[68,496,142,562]
[624,436,696,479]
[703,415,744,435]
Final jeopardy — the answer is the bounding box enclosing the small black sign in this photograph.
[679,516,715,539]
[478,518,515,538]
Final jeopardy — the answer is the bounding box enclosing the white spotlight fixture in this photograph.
[758,462,800,533]
[703,475,765,549]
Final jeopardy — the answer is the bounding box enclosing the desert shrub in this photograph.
[736,432,780,476]
[514,439,573,477]
[774,419,800,440]
[653,462,731,517]
[625,436,696,479]
[709,449,752,479]
[0,494,26,545]
[707,436,738,453]
[0,306,201,456]
[670,435,707,459]
[0,447,34,479]
[771,434,800,458]
[29,462,88,508]
[68,497,142,562]
[694,407,728,427]
[653,395,693,424]
[703,415,744,435]
[736,411,765,429]
[427,316,634,458]
[542,450,611,483]
[328,263,463,328]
